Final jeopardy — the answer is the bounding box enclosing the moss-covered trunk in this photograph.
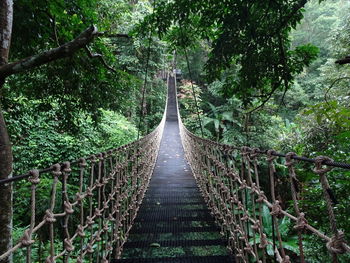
[0,1,13,262]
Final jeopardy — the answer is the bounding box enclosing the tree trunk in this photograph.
[0,1,102,259]
[0,0,13,66]
[0,1,13,262]
[0,107,13,263]
[0,25,99,78]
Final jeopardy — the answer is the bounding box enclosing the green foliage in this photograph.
[290,44,320,73]
[175,44,209,85]
[13,178,64,227]
[178,80,202,115]
[142,78,167,133]
[3,1,350,262]
[10,0,102,76]
[4,96,137,175]
[142,0,320,105]
[3,0,169,134]
[279,0,350,161]
[3,9,169,261]
[0,0,170,177]
[250,205,299,257]
[173,2,350,262]
[202,102,235,142]
[97,109,138,149]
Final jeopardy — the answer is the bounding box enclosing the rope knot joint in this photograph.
[326,231,349,255]
[29,169,40,184]
[314,156,334,175]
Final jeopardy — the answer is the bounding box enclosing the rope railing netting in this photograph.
[0,115,165,262]
[1,70,350,263]
[179,118,350,263]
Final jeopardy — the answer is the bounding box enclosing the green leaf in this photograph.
[279,216,291,237]
[150,243,161,248]
[262,205,272,235]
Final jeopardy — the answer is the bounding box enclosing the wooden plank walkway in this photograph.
[114,76,233,263]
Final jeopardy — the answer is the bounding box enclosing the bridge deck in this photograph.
[113,77,233,262]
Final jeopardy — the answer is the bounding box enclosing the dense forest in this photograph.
[0,0,349,262]
[1,0,348,178]
[172,1,350,261]
[1,0,169,175]
[174,0,350,156]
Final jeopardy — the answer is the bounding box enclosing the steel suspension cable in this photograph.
[184,48,204,137]
[137,0,156,140]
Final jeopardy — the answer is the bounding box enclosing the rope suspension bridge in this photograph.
[0,72,350,263]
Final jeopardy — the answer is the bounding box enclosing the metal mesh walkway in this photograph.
[113,76,233,262]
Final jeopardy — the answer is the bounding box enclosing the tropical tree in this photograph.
[142,0,320,107]
[0,0,165,258]
[249,205,300,258]
[203,102,235,142]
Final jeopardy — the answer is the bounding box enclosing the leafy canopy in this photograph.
[142,0,320,105]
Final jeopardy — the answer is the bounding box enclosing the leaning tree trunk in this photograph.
[0,1,14,262]
[0,108,13,263]
[0,1,103,260]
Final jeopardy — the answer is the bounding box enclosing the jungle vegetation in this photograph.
[0,0,349,262]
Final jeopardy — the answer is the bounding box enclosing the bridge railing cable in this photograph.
[179,113,350,263]
[0,114,165,263]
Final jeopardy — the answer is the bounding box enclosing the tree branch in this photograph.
[278,32,289,106]
[97,32,130,39]
[246,80,282,114]
[324,77,350,105]
[52,16,60,46]
[279,86,288,106]
[40,9,60,46]
[335,56,350,65]
[84,46,117,74]
[0,25,99,78]
[272,0,307,35]
[246,92,274,114]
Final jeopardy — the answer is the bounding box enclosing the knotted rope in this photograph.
[0,116,165,262]
[313,156,349,262]
[179,121,350,263]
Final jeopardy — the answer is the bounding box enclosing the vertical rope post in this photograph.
[137,0,157,139]
[314,156,349,262]
[285,152,306,263]
[183,48,204,137]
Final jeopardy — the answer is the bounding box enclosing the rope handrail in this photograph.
[179,118,350,262]
[0,113,166,262]
[4,131,348,187]
[0,133,159,186]
[2,69,350,263]
[181,128,350,170]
